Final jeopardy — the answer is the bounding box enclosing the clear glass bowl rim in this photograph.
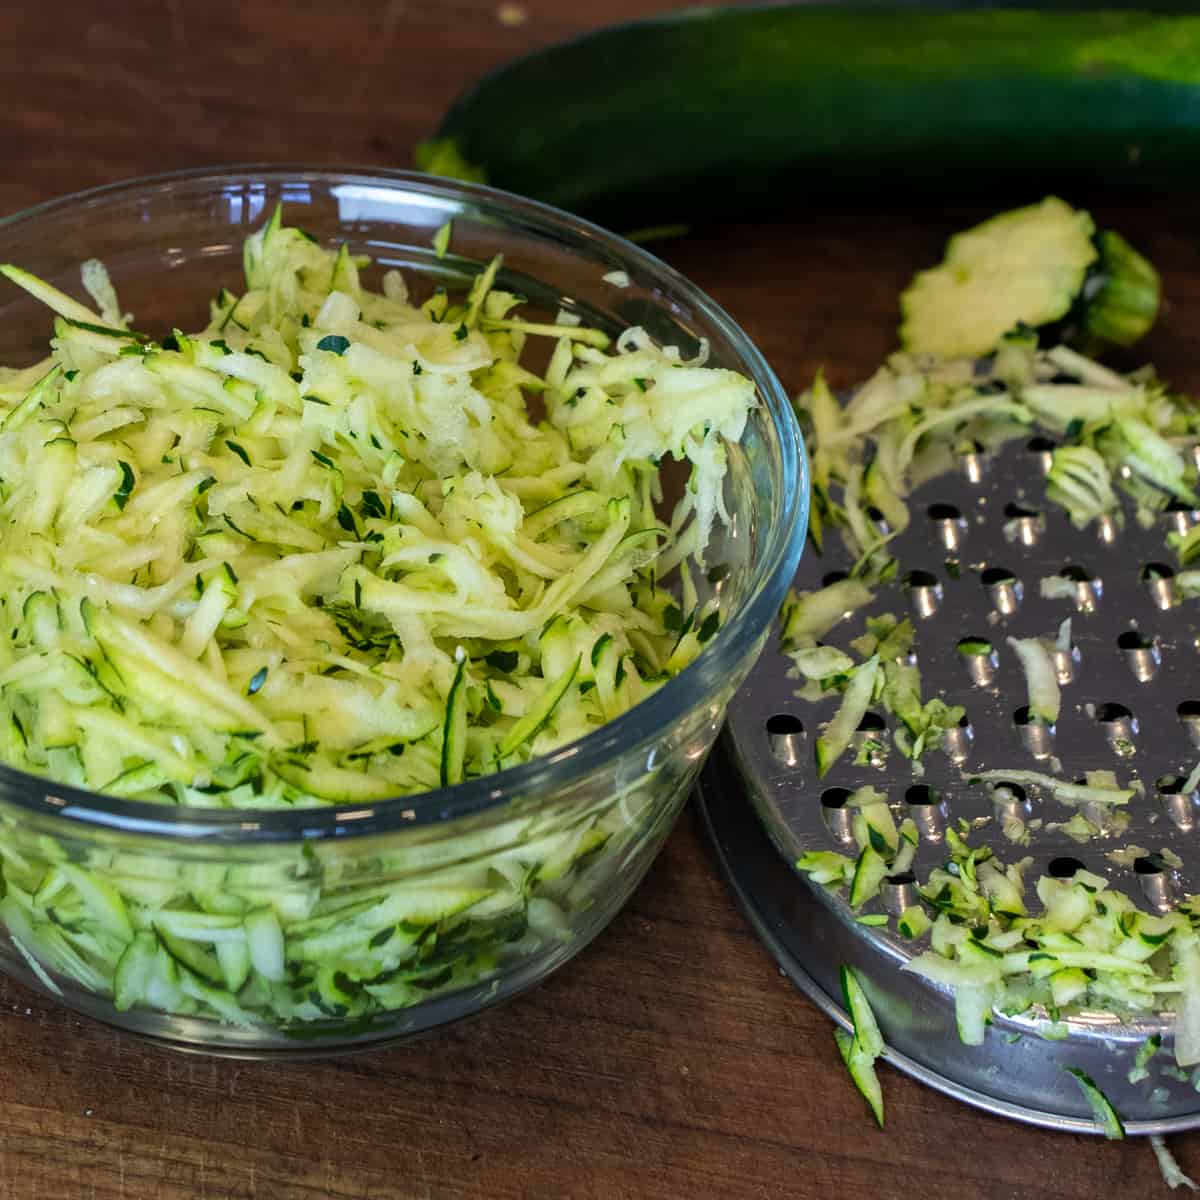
[0,164,808,842]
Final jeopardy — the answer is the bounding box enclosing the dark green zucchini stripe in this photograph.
[419,4,1200,224]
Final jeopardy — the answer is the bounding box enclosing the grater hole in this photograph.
[1178,702,1200,748]
[927,503,968,551]
[1052,639,1080,685]
[1048,856,1086,879]
[906,783,947,840]
[766,713,805,767]
[942,711,973,764]
[905,569,944,618]
[902,564,940,614]
[958,439,987,483]
[1004,501,1040,519]
[957,637,996,686]
[906,569,941,587]
[857,712,886,733]
[1164,498,1200,533]
[1143,563,1180,610]
[819,786,855,843]
[1134,853,1174,910]
[905,784,938,806]
[820,786,852,809]
[1096,702,1137,753]
[1118,630,1161,681]
[998,501,1046,549]
[1026,436,1056,475]
[927,503,962,521]
[766,713,804,736]
[1002,501,1046,546]
[881,871,920,914]
[1057,564,1102,612]
[981,566,1022,615]
[1158,775,1197,832]
[1117,631,1155,650]
[957,636,994,654]
[821,570,849,588]
[1014,706,1055,758]
[981,566,1017,585]
[866,505,890,533]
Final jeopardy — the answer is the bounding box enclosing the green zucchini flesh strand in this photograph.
[1006,636,1060,726]
[852,797,899,859]
[840,965,884,1060]
[419,6,1200,224]
[834,1027,885,1128]
[849,844,889,911]
[440,656,469,787]
[782,578,874,647]
[796,850,854,888]
[113,931,158,1012]
[816,656,880,778]
[954,982,994,1046]
[897,905,931,940]
[497,655,581,759]
[1064,1067,1126,1139]
[973,770,1133,806]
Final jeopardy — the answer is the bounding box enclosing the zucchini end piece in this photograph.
[898,198,1161,358]
[1082,229,1161,349]
[898,197,1096,360]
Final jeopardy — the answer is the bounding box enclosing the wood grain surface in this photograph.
[3,2,1199,1196]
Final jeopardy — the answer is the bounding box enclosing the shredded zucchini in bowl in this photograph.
[0,208,756,809]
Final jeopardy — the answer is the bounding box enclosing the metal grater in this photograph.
[701,431,1200,1134]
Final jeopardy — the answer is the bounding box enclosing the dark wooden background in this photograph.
[3,2,1199,1196]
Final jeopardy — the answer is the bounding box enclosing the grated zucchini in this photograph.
[0,211,756,1028]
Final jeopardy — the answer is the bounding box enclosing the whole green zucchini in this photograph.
[418,3,1200,224]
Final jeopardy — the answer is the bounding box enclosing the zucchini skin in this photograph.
[422,3,1200,223]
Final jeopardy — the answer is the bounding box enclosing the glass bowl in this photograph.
[0,167,807,1056]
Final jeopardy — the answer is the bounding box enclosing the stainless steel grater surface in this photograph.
[710,431,1200,1132]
